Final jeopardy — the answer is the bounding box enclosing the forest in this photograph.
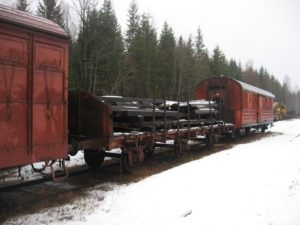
[13,0,300,113]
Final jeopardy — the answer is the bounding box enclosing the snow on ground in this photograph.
[6,119,300,225]
[0,151,86,183]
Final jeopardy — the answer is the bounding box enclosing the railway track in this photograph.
[0,159,121,192]
[0,131,274,224]
[0,160,122,223]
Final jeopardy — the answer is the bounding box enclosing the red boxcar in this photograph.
[0,5,69,169]
[195,77,274,132]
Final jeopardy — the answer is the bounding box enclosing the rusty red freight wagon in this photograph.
[0,5,69,169]
[195,77,274,133]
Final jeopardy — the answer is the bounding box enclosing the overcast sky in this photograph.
[1,0,299,88]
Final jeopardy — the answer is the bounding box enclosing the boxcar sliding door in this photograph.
[31,35,68,162]
[0,27,31,168]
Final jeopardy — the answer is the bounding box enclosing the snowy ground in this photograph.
[0,151,86,184]
[5,119,300,225]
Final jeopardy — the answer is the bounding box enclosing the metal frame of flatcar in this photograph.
[68,90,235,170]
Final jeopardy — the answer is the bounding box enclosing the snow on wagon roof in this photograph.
[234,79,275,98]
[0,4,68,39]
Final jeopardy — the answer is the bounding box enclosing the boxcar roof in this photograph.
[0,4,69,39]
[234,79,275,98]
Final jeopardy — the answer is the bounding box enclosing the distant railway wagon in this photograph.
[273,102,287,121]
[195,77,274,133]
[0,5,69,169]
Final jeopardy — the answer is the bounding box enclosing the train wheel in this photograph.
[144,145,155,158]
[121,152,132,173]
[229,130,235,140]
[68,138,79,156]
[175,140,184,157]
[205,135,215,150]
[84,150,105,169]
[261,126,266,133]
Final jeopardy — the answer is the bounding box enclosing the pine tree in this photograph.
[158,22,176,99]
[228,59,242,80]
[194,27,212,80]
[124,0,140,96]
[126,0,140,51]
[135,13,158,97]
[195,27,205,57]
[37,0,64,27]
[75,0,124,95]
[75,8,99,93]
[68,0,98,91]
[175,36,196,100]
[99,0,124,95]
[242,63,260,88]
[258,66,267,89]
[16,0,29,12]
[210,45,224,76]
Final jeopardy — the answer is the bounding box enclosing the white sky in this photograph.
[112,0,300,89]
[1,0,299,88]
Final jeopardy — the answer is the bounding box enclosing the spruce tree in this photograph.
[126,0,140,51]
[175,36,195,99]
[124,0,140,96]
[210,46,222,76]
[159,22,176,99]
[195,27,205,57]
[16,0,29,12]
[37,0,64,28]
[135,13,158,97]
[210,45,228,76]
[99,0,124,95]
[258,66,267,89]
[123,1,159,97]
[228,59,242,80]
[75,0,124,95]
[194,27,212,80]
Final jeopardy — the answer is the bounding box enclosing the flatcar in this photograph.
[0,5,69,175]
[67,91,234,170]
[195,76,274,134]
